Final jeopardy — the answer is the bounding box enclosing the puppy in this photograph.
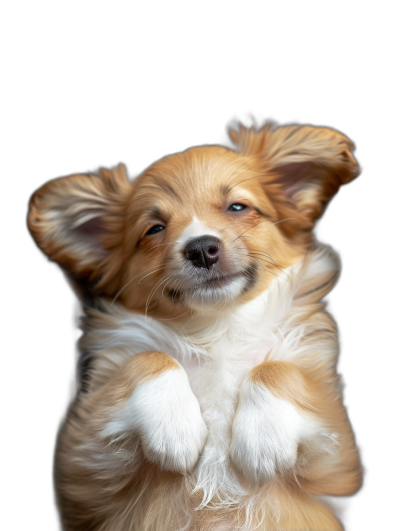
[28,121,362,531]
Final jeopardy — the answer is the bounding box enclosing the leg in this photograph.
[230,361,361,495]
[56,351,207,530]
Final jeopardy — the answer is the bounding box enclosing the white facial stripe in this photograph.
[176,216,220,250]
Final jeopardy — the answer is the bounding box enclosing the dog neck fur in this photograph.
[79,243,340,516]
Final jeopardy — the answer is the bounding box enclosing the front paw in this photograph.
[133,367,207,473]
[230,380,312,486]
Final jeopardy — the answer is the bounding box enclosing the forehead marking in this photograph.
[141,177,181,202]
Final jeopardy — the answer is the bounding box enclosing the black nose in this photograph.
[184,235,220,269]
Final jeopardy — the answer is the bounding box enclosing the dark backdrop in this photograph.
[13,35,394,530]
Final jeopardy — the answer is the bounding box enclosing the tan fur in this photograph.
[101,350,180,400]
[249,359,361,496]
[56,351,180,530]
[28,120,362,530]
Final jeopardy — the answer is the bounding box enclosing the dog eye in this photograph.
[228,204,248,212]
[145,225,165,235]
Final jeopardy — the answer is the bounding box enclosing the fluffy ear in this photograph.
[229,122,360,236]
[28,163,130,289]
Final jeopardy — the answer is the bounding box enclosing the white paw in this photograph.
[230,379,318,486]
[104,366,207,474]
[138,369,208,473]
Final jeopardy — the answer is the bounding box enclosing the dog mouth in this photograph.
[197,271,244,289]
[167,264,257,302]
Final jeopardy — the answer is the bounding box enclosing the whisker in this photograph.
[271,217,296,226]
[111,265,162,305]
[171,273,190,302]
[138,267,165,285]
[217,289,230,313]
[145,242,176,254]
[236,234,257,244]
[233,251,286,281]
[249,251,290,278]
[145,274,174,317]
[252,251,276,262]
[229,174,258,188]
[247,252,277,265]
[250,257,266,272]
[226,157,263,187]
[161,274,178,297]
[232,217,295,243]
[157,309,192,321]
[231,220,270,242]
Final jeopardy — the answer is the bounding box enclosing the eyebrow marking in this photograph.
[152,177,181,202]
[221,184,232,195]
[149,206,163,217]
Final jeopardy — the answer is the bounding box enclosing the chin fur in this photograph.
[166,263,258,312]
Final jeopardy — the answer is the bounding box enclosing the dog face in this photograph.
[119,145,302,315]
[28,122,359,319]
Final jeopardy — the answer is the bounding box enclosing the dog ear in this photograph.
[28,163,130,288]
[229,122,360,236]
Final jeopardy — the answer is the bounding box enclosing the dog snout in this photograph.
[184,236,220,269]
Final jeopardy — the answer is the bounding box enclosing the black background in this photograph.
[10,19,396,530]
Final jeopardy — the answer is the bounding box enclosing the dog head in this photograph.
[28,122,359,319]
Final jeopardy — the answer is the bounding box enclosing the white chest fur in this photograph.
[87,245,339,506]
